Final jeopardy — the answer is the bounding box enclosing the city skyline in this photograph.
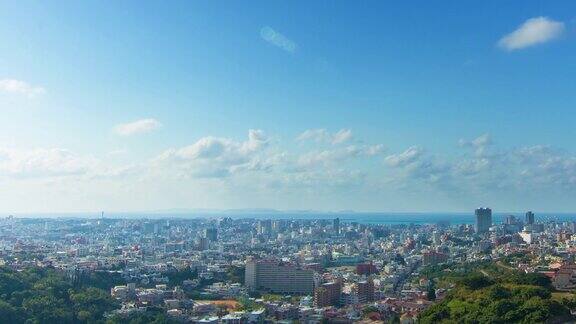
[2,2,576,323]
[0,208,573,323]
[2,1,576,213]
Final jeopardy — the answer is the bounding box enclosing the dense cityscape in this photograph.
[1,209,576,323]
[3,0,576,323]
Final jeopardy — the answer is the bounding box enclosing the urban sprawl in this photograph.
[1,208,576,323]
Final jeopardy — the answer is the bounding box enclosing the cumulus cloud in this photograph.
[385,146,449,185]
[509,146,576,189]
[382,134,576,198]
[244,129,269,151]
[459,133,493,157]
[298,144,384,168]
[0,79,46,97]
[454,158,491,176]
[0,148,97,178]
[6,129,576,211]
[260,26,297,53]
[297,129,353,145]
[114,118,162,136]
[385,146,423,167]
[154,129,270,178]
[498,17,564,51]
[148,128,384,193]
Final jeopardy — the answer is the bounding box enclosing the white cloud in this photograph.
[297,144,384,168]
[508,146,576,189]
[0,79,46,97]
[384,146,450,185]
[498,17,564,51]
[382,134,576,197]
[0,148,97,178]
[385,146,423,167]
[332,129,353,144]
[4,129,576,211]
[154,129,270,178]
[114,118,162,136]
[245,129,269,151]
[459,133,493,157]
[297,129,326,142]
[260,26,297,53]
[297,129,353,145]
[151,129,382,189]
[454,158,491,176]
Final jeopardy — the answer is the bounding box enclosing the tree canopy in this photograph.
[419,265,573,324]
[0,266,119,324]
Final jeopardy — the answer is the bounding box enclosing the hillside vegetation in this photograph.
[419,262,575,324]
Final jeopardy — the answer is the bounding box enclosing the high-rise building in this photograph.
[198,237,209,251]
[525,211,535,225]
[333,218,340,234]
[272,220,285,233]
[505,215,517,225]
[257,220,272,235]
[475,207,492,234]
[314,281,342,307]
[205,228,218,242]
[354,278,374,303]
[432,230,441,245]
[245,258,314,295]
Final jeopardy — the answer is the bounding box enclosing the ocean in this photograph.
[8,211,576,225]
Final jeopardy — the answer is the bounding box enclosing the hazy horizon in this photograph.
[4,209,576,218]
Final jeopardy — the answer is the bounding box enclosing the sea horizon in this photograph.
[4,211,576,225]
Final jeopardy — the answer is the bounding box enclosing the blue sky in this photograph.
[0,1,575,213]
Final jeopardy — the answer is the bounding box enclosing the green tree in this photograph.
[0,299,24,323]
[418,269,573,324]
[70,287,119,323]
[427,286,436,301]
[22,295,75,324]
